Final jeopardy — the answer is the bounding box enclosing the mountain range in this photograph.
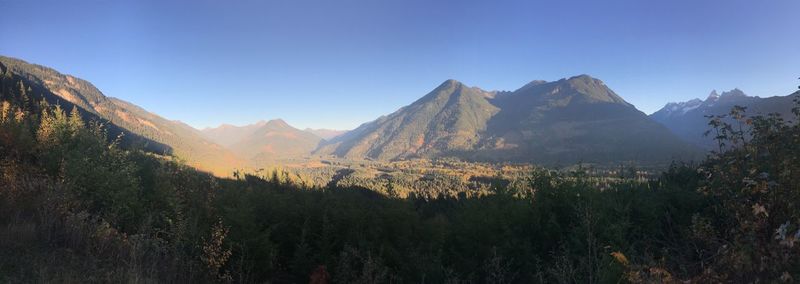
[316,75,701,164]
[651,89,798,149]
[11,55,795,174]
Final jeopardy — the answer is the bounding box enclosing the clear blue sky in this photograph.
[1,0,798,130]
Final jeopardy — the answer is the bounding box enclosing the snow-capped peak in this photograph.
[706,90,720,101]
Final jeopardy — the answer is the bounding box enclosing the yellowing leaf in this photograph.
[611,251,629,266]
[752,203,768,217]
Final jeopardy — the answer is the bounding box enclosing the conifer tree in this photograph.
[68,106,83,133]
[0,101,10,123]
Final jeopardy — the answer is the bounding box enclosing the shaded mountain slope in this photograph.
[480,75,699,164]
[319,75,700,164]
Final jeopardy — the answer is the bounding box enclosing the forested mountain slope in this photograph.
[317,79,501,160]
[319,75,700,164]
[0,56,242,175]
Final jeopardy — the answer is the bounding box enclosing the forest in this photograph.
[2,69,800,283]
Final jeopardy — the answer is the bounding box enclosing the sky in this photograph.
[1,0,798,130]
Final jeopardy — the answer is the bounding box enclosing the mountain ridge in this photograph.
[317,75,700,164]
[651,88,798,149]
[2,55,710,167]
[0,55,243,176]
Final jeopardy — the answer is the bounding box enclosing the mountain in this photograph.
[480,75,700,163]
[0,55,708,168]
[201,119,326,161]
[226,119,323,161]
[318,75,700,164]
[201,120,268,147]
[651,89,798,149]
[317,79,501,160]
[0,56,242,175]
[304,128,347,140]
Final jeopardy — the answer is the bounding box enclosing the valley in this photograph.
[3,1,799,282]
[3,54,793,197]
[2,55,799,282]
[236,156,660,199]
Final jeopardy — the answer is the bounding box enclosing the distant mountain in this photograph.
[0,56,242,176]
[201,119,325,161]
[651,89,799,149]
[318,75,700,164]
[224,119,323,161]
[201,120,269,147]
[304,128,347,140]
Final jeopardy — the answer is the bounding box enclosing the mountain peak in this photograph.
[437,79,465,89]
[265,119,290,128]
[656,98,704,117]
[561,74,608,88]
[515,80,548,92]
[706,90,720,101]
[566,74,596,81]
[719,88,747,99]
[555,74,630,106]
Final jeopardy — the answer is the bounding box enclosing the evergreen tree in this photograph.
[68,106,83,133]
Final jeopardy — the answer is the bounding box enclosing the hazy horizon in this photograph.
[2,0,798,130]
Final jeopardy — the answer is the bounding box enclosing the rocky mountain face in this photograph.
[651,89,798,149]
[318,75,701,164]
